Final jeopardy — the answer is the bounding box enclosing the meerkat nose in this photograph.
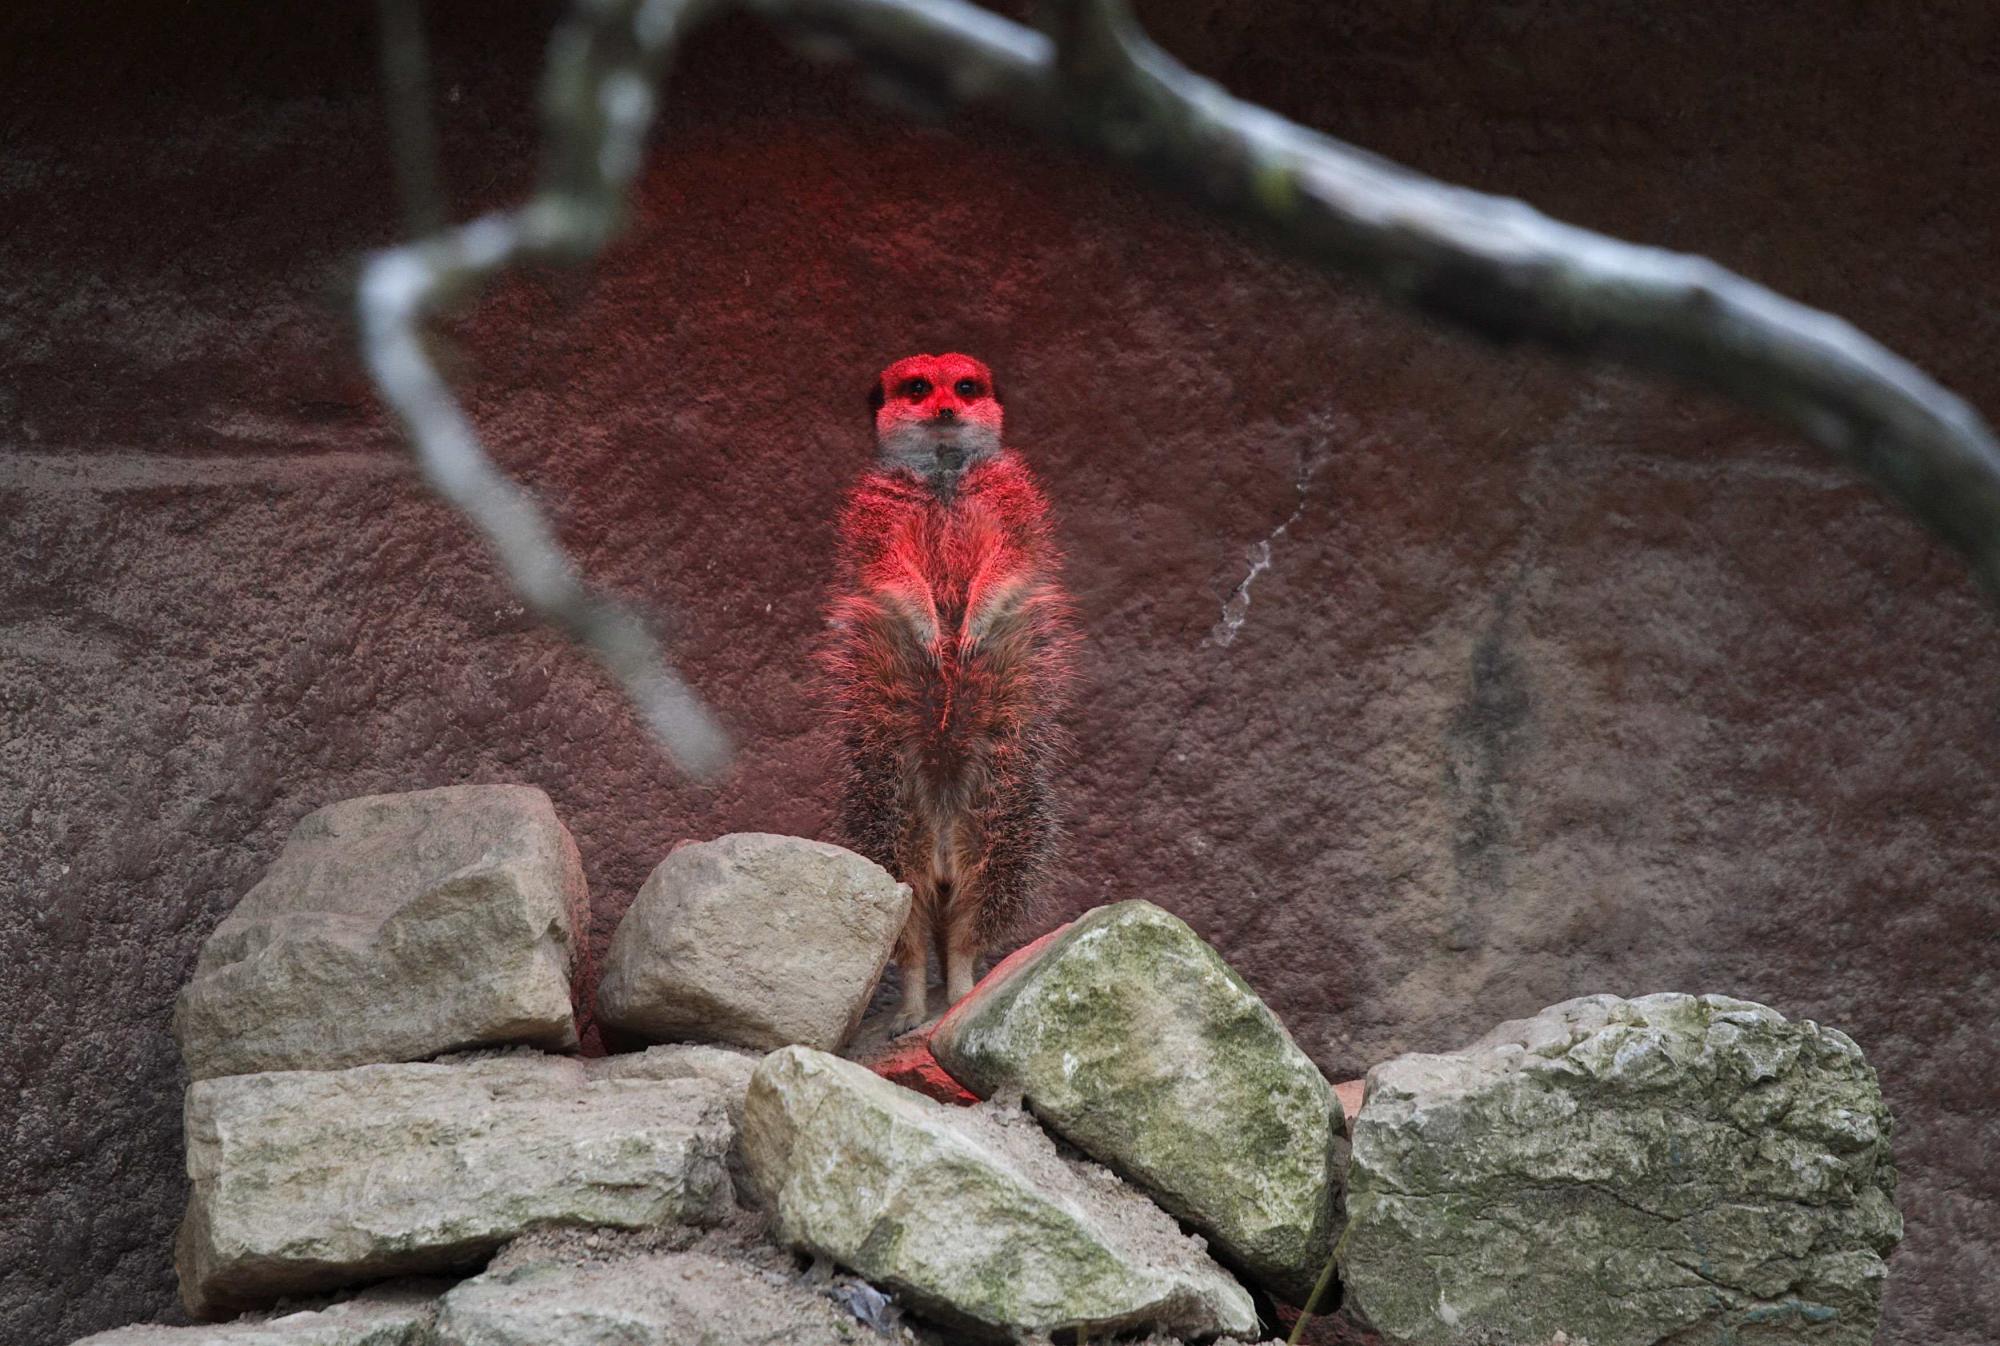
[937,406,957,421]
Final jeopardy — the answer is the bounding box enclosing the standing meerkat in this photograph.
[820,353,1078,1033]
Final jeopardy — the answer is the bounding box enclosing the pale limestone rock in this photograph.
[69,1283,439,1345]
[742,1044,1258,1342]
[594,1042,763,1200]
[597,833,910,1054]
[930,900,1343,1301]
[174,785,587,1080]
[1339,992,1902,1346]
[431,1251,884,1346]
[593,1042,759,1132]
[176,1052,732,1318]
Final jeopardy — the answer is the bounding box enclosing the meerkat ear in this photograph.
[867,381,885,414]
[988,376,1003,405]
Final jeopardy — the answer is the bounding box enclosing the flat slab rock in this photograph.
[176,1049,734,1318]
[1339,992,1902,1346]
[174,784,588,1080]
[597,833,911,1054]
[68,1283,441,1345]
[432,1248,906,1346]
[591,1041,760,1132]
[931,900,1344,1302]
[742,1044,1258,1342]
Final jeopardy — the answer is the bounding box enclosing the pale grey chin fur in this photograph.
[877,420,1003,481]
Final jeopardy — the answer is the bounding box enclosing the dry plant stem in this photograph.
[362,0,2000,777]
[360,0,732,779]
[745,0,2000,600]
[1285,1254,1339,1345]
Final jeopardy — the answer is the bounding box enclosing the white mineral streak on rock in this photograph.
[1206,443,1325,648]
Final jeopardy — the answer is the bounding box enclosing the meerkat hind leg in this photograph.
[888,875,939,1035]
[942,868,985,1007]
[944,930,979,1006]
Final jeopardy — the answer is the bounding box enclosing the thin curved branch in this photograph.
[743,0,2000,599]
[359,0,732,779]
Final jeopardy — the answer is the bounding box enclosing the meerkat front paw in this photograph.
[888,595,940,650]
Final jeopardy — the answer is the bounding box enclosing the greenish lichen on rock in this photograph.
[741,1044,1259,1342]
[1338,992,1902,1346]
[929,900,1343,1302]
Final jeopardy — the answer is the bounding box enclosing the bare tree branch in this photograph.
[359,0,2000,775]
[359,0,732,780]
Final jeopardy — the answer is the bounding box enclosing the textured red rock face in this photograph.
[6,4,2000,1345]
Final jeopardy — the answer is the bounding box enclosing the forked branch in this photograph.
[360,0,732,780]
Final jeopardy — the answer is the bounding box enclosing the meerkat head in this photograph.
[869,353,1003,486]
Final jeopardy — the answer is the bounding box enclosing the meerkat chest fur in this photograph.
[834,466,1035,778]
[905,472,1032,658]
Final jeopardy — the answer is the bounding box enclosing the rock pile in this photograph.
[76,784,1901,1346]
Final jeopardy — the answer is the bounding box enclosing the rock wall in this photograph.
[5,2,1996,1342]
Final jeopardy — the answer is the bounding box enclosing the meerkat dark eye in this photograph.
[902,378,931,400]
[954,379,982,398]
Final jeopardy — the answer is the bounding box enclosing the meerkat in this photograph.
[820,353,1078,1033]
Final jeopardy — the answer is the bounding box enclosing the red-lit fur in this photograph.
[821,354,1077,1032]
